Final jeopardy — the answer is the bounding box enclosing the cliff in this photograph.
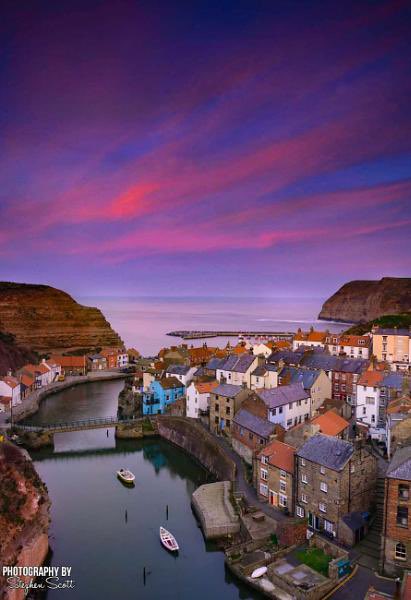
[318,277,411,323]
[0,282,123,353]
[0,443,50,600]
[0,333,38,377]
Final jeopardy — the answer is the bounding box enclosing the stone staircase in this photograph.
[355,477,385,570]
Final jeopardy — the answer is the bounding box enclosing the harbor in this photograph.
[167,330,295,341]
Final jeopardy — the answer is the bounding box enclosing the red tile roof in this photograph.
[50,355,86,368]
[311,410,349,437]
[195,381,219,394]
[258,440,295,473]
[358,371,384,387]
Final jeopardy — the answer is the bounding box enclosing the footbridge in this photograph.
[14,416,138,434]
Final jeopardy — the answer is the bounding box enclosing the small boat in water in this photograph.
[159,526,179,552]
[117,468,135,485]
[251,566,267,579]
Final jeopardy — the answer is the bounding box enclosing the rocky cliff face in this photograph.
[0,333,38,377]
[318,277,411,323]
[0,443,50,600]
[0,282,123,353]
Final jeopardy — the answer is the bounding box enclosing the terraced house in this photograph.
[255,439,295,512]
[325,333,371,359]
[215,353,258,388]
[381,447,411,576]
[256,383,310,430]
[209,383,250,436]
[295,434,377,544]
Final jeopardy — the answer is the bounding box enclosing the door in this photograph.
[269,490,278,506]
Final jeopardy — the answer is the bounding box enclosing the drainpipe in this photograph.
[381,477,389,575]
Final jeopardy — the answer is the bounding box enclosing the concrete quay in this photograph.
[192,481,240,540]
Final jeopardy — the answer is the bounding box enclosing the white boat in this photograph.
[251,566,267,579]
[159,526,179,552]
[117,468,135,484]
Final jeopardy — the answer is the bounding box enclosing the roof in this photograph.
[374,328,409,336]
[166,364,191,376]
[252,365,269,377]
[294,330,327,343]
[300,353,369,374]
[386,446,411,481]
[381,372,405,390]
[158,377,184,390]
[342,511,368,531]
[88,353,105,360]
[37,363,50,374]
[2,376,19,388]
[311,411,349,436]
[233,409,277,438]
[211,383,243,397]
[195,381,219,394]
[326,334,371,347]
[256,383,309,409]
[358,371,384,387]
[279,366,321,389]
[51,355,86,368]
[269,349,305,366]
[296,434,354,471]
[206,357,226,370]
[258,439,295,473]
[20,374,35,387]
[0,396,12,406]
[218,353,255,373]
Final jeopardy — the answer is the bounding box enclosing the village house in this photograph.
[87,353,107,371]
[268,348,306,369]
[256,383,311,430]
[250,363,278,390]
[317,397,352,420]
[17,364,43,389]
[0,375,21,407]
[292,329,327,351]
[100,347,128,369]
[295,434,377,544]
[203,356,226,378]
[310,410,350,439]
[127,347,141,363]
[50,355,87,376]
[209,383,250,436]
[325,333,371,359]
[142,377,185,415]
[216,353,258,388]
[356,371,405,442]
[158,345,190,367]
[232,408,279,464]
[165,364,196,387]
[252,342,275,358]
[186,380,218,419]
[278,366,332,415]
[255,439,295,512]
[380,447,411,576]
[386,410,411,459]
[19,373,35,399]
[372,327,410,372]
[329,356,369,406]
[43,359,61,382]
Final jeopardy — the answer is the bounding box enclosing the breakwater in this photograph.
[167,330,294,340]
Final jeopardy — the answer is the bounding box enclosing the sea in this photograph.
[80,296,348,356]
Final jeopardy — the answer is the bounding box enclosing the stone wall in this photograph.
[380,477,411,576]
[156,416,236,482]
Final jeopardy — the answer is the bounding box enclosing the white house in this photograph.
[292,330,327,351]
[186,381,218,418]
[165,364,196,387]
[216,354,258,388]
[0,376,21,406]
[256,383,311,430]
[250,364,278,390]
[117,351,129,368]
[252,343,273,359]
[325,334,371,359]
[42,359,61,382]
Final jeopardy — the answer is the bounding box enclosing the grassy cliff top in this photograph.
[345,313,411,335]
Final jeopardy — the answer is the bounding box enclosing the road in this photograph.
[329,566,395,599]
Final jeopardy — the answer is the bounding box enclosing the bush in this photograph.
[296,547,332,577]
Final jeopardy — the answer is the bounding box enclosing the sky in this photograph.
[1,0,410,299]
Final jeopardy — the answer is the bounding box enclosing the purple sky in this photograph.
[1,0,410,298]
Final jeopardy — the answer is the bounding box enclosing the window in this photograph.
[324,520,334,534]
[271,408,277,416]
[289,403,293,409]
[320,482,328,493]
[260,483,268,496]
[279,406,283,414]
[261,455,268,465]
[319,502,327,513]
[226,406,230,415]
[363,407,366,415]
[248,431,253,440]
[366,397,375,405]
[397,506,408,527]
[215,403,219,411]
[260,438,265,445]
[280,469,286,479]
[280,481,286,493]
[399,484,409,500]
[301,458,306,466]
[296,506,305,518]
[240,427,244,437]
[215,416,219,424]
[279,494,287,507]
[261,468,268,481]
[301,493,307,503]
[301,473,307,484]
[320,466,325,475]
[350,464,355,474]
[287,419,292,427]
[395,542,406,561]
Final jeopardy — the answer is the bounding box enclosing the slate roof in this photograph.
[218,353,255,373]
[251,365,268,377]
[256,383,309,409]
[233,409,276,438]
[211,383,243,397]
[376,328,410,336]
[166,364,191,376]
[300,353,369,374]
[205,357,226,370]
[386,446,411,481]
[381,372,405,390]
[279,366,320,389]
[269,349,305,365]
[342,511,368,531]
[158,377,184,390]
[296,434,354,471]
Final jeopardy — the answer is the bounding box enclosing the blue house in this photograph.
[142,377,185,415]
